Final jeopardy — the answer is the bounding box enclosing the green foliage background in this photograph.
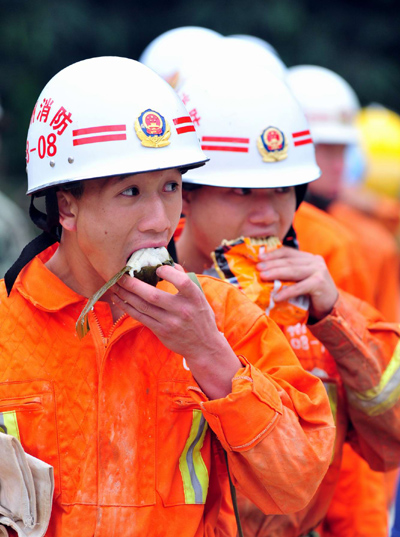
[1,0,399,204]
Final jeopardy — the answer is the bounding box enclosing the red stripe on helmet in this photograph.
[201,145,249,153]
[176,125,196,134]
[293,138,313,147]
[173,116,192,125]
[292,130,311,138]
[73,125,126,136]
[73,134,127,146]
[202,136,249,144]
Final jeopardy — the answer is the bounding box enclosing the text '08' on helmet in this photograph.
[179,64,320,189]
[26,56,208,195]
[286,65,360,145]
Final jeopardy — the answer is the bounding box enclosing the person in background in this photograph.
[174,60,400,537]
[348,105,400,239]
[287,65,400,323]
[287,63,400,537]
[139,29,398,537]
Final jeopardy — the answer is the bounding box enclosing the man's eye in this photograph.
[232,188,251,196]
[275,187,290,194]
[164,182,179,192]
[121,187,139,196]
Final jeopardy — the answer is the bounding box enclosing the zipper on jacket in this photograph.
[92,310,126,348]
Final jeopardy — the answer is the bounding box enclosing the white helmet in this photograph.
[228,34,282,62]
[26,56,207,194]
[286,65,360,145]
[177,36,287,86]
[139,27,223,88]
[180,64,320,188]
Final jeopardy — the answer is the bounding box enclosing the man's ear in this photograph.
[181,189,192,216]
[57,190,78,232]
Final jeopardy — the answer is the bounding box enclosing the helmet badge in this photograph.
[257,126,288,162]
[135,109,171,147]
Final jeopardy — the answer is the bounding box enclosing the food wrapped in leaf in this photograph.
[126,247,174,285]
[211,236,309,326]
[76,247,174,339]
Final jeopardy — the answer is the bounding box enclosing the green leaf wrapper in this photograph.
[76,248,174,340]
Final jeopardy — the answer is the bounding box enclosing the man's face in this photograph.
[62,169,182,286]
[309,143,346,201]
[182,185,296,264]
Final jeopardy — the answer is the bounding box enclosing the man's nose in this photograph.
[248,198,278,225]
[137,195,170,233]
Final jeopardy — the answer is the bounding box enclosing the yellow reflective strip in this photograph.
[192,414,208,504]
[348,380,400,417]
[179,409,209,504]
[322,383,337,463]
[355,339,400,401]
[324,383,338,424]
[0,411,20,441]
[346,340,400,416]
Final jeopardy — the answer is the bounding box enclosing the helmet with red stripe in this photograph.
[4,57,208,295]
[26,56,207,195]
[179,63,320,190]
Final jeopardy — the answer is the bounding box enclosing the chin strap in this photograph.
[4,190,61,296]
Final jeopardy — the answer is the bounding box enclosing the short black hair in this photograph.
[59,181,85,199]
[182,182,203,191]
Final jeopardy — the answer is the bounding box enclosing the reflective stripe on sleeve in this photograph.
[0,411,20,440]
[347,339,400,416]
[179,409,209,504]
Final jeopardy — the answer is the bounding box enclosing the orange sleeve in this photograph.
[189,278,336,515]
[309,290,400,470]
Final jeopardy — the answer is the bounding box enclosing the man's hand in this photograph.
[257,246,339,321]
[111,264,241,399]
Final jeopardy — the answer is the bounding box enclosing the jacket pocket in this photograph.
[0,379,60,498]
[157,380,211,507]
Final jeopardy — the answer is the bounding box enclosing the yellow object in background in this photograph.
[357,106,400,199]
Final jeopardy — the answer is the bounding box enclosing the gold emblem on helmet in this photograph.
[257,126,288,162]
[135,109,171,148]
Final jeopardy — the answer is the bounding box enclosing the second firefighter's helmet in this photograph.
[180,63,320,188]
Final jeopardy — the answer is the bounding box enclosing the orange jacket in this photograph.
[176,213,400,537]
[294,203,396,537]
[180,211,397,537]
[294,202,373,304]
[329,201,400,322]
[237,291,400,536]
[0,245,335,537]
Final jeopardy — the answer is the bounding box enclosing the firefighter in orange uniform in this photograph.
[0,57,336,537]
[287,65,400,323]
[287,65,400,535]
[174,61,400,537]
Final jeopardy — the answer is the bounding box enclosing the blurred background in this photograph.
[1,0,399,206]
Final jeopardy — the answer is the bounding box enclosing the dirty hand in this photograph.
[111,264,241,398]
[257,246,339,321]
